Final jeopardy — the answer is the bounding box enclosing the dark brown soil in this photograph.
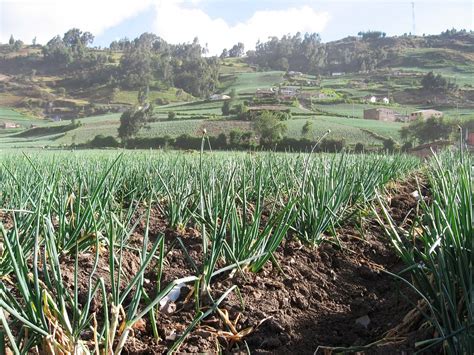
[115,176,429,354]
[6,176,431,354]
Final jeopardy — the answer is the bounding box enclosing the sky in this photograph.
[0,0,473,55]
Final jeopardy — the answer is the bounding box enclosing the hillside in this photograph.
[0,30,473,150]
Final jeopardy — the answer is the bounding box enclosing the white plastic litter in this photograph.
[159,283,185,309]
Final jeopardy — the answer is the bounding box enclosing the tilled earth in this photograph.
[118,176,429,354]
[13,176,430,354]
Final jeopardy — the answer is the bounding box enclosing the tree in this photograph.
[354,142,364,153]
[13,40,23,51]
[9,35,14,46]
[400,116,455,144]
[421,71,457,92]
[168,111,176,119]
[221,100,231,116]
[357,31,386,40]
[382,137,397,152]
[32,37,37,46]
[253,111,287,145]
[118,104,153,141]
[220,48,228,59]
[228,42,245,57]
[301,120,313,137]
[138,85,149,105]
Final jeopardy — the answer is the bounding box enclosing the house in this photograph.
[0,121,20,129]
[288,71,303,76]
[363,108,400,122]
[255,88,276,98]
[369,96,377,103]
[331,72,345,76]
[394,113,410,122]
[467,132,474,146]
[382,97,390,104]
[279,86,299,98]
[209,94,231,101]
[409,109,443,121]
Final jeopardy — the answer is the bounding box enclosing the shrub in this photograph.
[354,142,365,153]
[89,135,120,148]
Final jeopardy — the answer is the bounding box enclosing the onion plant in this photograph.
[376,152,473,354]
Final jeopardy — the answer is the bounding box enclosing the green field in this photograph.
[286,116,402,144]
[220,71,285,94]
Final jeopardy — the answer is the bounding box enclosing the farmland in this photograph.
[0,147,471,353]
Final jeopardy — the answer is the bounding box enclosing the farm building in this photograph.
[279,86,299,98]
[255,88,276,98]
[0,121,20,129]
[363,108,400,122]
[209,94,230,101]
[410,109,443,120]
[467,132,474,146]
[382,97,389,104]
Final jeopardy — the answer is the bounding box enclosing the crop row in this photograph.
[0,150,419,353]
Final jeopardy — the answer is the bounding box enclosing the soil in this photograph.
[4,175,432,354]
[118,175,429,354]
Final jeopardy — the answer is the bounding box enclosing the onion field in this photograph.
[0,148,471,354]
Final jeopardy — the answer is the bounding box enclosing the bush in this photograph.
[89,135,120,148]
[168,111,176,120]
[126,136,171,149]
[320,138,346,153]
[354,142,365,153]
[174,134,202,150]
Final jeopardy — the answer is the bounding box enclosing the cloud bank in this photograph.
[0,0,152,44]
[0,0,330,53]
[153,1,330,55]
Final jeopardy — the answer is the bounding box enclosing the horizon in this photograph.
[1,0,473,55]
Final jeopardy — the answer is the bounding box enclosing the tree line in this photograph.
[6,29,220,99]
[245,32,390,74]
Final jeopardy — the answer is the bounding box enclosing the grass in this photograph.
[0,107,46,127]
[219,71,285,94]
[285,116,403,144]
[113,87,195,105]
[219,57,255,74]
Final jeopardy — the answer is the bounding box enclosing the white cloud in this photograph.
[152,2,330,55]
[0,0,331,52]
[0,0,152,44]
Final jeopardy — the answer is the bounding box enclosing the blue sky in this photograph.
[1,0,473,54]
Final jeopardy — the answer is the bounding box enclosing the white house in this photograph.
[279,86,299,97]
[209,94,231,101]
[369,96,377,103]
[382,97,390,104]
[288,71,303,76]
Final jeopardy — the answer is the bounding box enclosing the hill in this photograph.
[0,29,473,150]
